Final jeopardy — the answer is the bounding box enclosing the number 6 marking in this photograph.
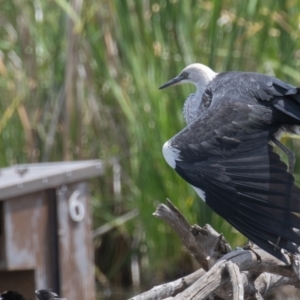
[69,190,85,222]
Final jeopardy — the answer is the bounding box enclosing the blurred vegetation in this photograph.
[1,0,300,298]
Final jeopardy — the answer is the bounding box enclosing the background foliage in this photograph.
[1,0,300,298]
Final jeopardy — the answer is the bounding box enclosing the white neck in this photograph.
[183,69,217,125]
[193,67,216,106]
[194,81,207,100]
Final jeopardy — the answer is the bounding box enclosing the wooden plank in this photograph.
[56,182,95,300]
[0,201,4,268]
[0,160,104,200]
[2,191,58,290]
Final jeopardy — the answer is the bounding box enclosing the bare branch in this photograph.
[128,268,205,300]
[153,199,231,270]
[172,260,228,299]
[225,261,243,300]
[130,200,300,300]
[291,254,300,280]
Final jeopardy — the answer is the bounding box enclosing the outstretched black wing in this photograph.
[167,96,300,262]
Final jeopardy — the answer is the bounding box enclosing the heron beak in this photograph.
[159,76,183,89]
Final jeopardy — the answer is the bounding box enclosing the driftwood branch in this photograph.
[226,261,243,300]
[129,199,300,300]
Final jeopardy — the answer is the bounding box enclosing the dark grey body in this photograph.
[35,290,60,300]
[0,291,26,300]
[167,71,300,262]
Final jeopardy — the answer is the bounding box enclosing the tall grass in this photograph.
[1,0,300,295]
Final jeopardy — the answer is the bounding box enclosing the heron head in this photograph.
[159,63,216,90]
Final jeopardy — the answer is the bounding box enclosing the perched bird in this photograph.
[160,64,299,173]
[35,290,60,300]
[160,64,300,262]
[0,291,26,300]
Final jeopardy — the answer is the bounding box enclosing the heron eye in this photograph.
[181,72,188,79]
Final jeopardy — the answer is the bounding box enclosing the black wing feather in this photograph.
[169,96,300,261]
